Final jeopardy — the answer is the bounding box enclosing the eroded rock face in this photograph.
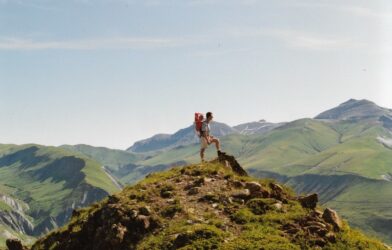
[217,151,248,176]
[322,208,343,231]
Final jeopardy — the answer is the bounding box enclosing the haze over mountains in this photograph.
[127,120,286,153]
[127,98,392,154]
[1,99,392,247]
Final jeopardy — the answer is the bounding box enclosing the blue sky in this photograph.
[1,0,391,149]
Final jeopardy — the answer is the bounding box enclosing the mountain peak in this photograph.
[29,160,389,250]
[315,99,391,121]
[340,98,373,105]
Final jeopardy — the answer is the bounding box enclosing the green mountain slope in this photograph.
[29,162,389,250]
[129,101,392,243]
[59,144,184,185]
[0,144,120,248]
[60,144,144,173]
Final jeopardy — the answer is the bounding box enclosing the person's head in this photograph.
[206,112,213,122]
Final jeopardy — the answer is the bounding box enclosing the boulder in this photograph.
[245,181,262,192]
[231,189,251,199]
[199,192,220,203]
[298,193,319,209]
[269,183,284,193]
[161,190,173,198]
[136,215,151,229]
[272,202,283,211]
[269,183,288,202]
[232,180,246,188]
[322,208,343,231]
[6,239,28,250]
[244,181,269,198]
[139,206,152,216]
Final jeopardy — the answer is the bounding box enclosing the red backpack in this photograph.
[194,113,204,137]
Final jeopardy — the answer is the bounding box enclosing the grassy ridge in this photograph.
[132,118,392,243]
[60,144,144,172]
[31,162,389,250]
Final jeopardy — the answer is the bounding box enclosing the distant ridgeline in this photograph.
[1,99,392,247]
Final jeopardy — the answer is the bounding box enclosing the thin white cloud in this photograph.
[275,30,365,51]
[226,27,366,51]
[0,28,368,52]
[0,37,196,50]
[187,26,367,58]
[187,0,258,5]
[73,0,259,6]
[0,16,371,53]
[189,47,254,57]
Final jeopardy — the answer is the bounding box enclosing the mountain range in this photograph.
[122,99,392,244]
[127,120,286,154]
[1,98,392,247]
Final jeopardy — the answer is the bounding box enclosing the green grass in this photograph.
[0,200,11,212]
[32,161,390,250]
[60,144,144,172]
[129,118,392,245]
[222,223,300,250]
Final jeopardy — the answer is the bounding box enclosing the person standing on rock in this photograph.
[200,112,221,162]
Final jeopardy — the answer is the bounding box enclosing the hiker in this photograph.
[200,112,221,162]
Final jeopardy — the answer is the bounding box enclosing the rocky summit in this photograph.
[10,156,390,250]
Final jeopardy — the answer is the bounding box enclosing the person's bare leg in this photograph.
[200,148,205,162]
[210,138,221,151]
